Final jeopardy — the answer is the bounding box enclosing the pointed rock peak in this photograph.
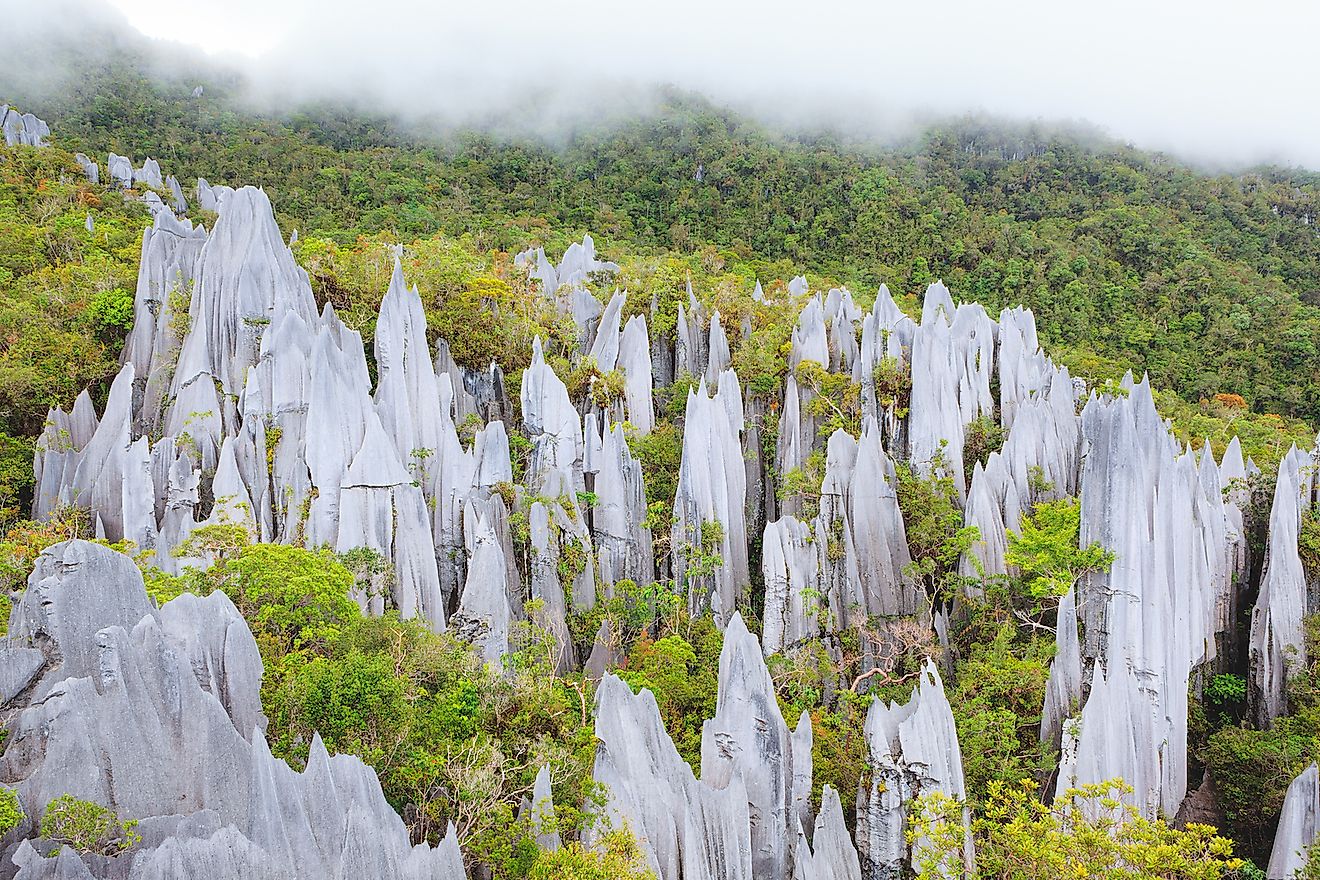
[531,336,545,365]
[921,280,957,326]
[529,765,562,851]
[387,253,408,299]
[344,417,413,488]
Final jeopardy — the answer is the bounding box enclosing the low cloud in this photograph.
[6,0,1320,169]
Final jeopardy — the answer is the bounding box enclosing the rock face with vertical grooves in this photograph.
[0,541,466,880]
[793,786,862,880]
[1250,441,1320,724]
[857,660,972,880]
[760,516,820,656]
[672,373,748,627]
[1059,374,1247,818]
[1268,763,1320,879]
[522,337,584,491]
[700,614,796,880]
[590,418,654,590]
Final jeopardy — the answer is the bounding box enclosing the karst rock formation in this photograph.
[4,112,1320,880]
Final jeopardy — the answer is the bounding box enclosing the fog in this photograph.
[7,0,1320,169]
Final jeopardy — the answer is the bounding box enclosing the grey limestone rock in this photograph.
[1040,585,1082,751]
[760,516,820,656]
[1250,441,1320,724]
[108,153,133,189]
[133,158,164,190]
[523,766,561,852]
[1067,375,1256,817]
[792,786,861,880]
[590,673,752,880]
[74,153,98,184]
[857,660,972,879]
[166,175,187,214]
[1,106,49,147]
[2,540,467,880]
[672,373,748,628]
[453,511,514,666]
[590,418,654,592]
[1268,763,1320,879]
[619,314,655,434]
[700,613,797,880]
[527,500,575,674]
[521,337,583,491]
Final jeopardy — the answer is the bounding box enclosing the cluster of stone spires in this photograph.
[0,106,48,148]
[6,115,1320,879]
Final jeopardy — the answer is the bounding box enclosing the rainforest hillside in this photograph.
[3,17,1320,435]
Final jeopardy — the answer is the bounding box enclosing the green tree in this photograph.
[1005,496,1114,603]
[910,779,1241,879]
[40,795,141,857]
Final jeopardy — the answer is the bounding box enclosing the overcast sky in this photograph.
[72,0,1320,168]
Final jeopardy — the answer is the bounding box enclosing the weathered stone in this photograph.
[1268,763,1320,879]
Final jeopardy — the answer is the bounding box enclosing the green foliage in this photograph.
[85,286,135,337]
[1206,716,1317,863]
[617,618,723,765]
[1154,389,1317,476]
[1299,504,1320,576]
[895,450,979,598]
[0,431,35,524]
[872,356,912,415]
[0,785,23,836]
[778,451,825,521]
[526,827,655,880]
[40,795,141,857]
[947,623,1055,800]
[962,414,1005,471]
[221,544,359,657]
[0,141,146,444]
[1203,673,1248,729]
[794,360,861,441]
[910,779,1241,879]
[1004,496,1115,602]
[219,542,604,873]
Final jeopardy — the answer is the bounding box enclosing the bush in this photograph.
[221,544,359,656]
[910,779,1241,879]
[949,624,1055,800]
[526,827,655,879]
[962,414,1005,471]
[85,287,135,337]
[0,785,23,836]
[40,795,141,856]
[1005,496,1114,604]
[1206,717,1317,864]
[617,622,722,766]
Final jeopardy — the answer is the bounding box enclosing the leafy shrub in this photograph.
[526,827,655,879]
[1206,717,1317,864]
[895,449,978,598]
[948,623,1055,800]
[962,414,1005,471]
[0,785,23,836]
[617,621,722,766]
[221,544,359,656]
[1005,496,1114,603]
[40,795,141,856]
[85,287,135,337]
[910,779,1241,879]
